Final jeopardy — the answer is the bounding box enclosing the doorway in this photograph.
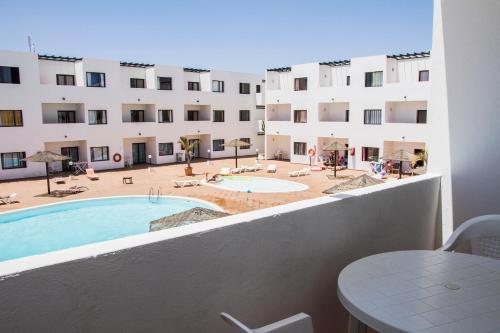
[61,147,79,171]
[188,139,200,158]
[132,143,147,164]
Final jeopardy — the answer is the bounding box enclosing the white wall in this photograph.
[428,0,500,237]
[0,51,265,179]
[0,175,441,333]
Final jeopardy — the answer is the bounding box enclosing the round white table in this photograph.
[338,250,500,333]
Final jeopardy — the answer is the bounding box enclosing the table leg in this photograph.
[348,314,367,333]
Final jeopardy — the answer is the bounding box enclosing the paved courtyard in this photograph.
[0,157,373,214]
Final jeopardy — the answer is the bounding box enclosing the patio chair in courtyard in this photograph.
[85,168,100,180]
[220,312,314,333]
[440,215,500,259]
[0,193,17,205]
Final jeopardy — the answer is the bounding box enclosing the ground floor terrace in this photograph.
[0,156,384,214]
[265,134,427,171]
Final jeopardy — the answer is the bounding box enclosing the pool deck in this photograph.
[0,157,387,214]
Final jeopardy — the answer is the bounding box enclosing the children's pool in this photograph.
[0,196,218,262]
[206,176,309,193]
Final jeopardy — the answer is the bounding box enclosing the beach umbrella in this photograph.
[149,207,230,232]
[382,149,417,179]
[23,151,71,194]
[323,174,384,194]
[222,139,252,168]
[322,141,348,178]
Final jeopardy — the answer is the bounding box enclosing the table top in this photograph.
[338,250,500,333]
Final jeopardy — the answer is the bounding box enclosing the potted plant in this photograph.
[178,136,198,176]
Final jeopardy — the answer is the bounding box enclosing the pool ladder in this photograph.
[148,186,162,203]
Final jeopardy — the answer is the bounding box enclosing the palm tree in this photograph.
[178,136,198,175]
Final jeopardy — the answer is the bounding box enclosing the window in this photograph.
[417,109,427,124]
[294,142,307,155]
[158,109,173,123]
[0,66,20,84]
[159,143,174,156]
[346,75,350,86]
[239,110,250,121]
[57,111,76,123]
[187,110,199,121]
[256,85,261,93]
[239,138,251,149]
[345,110,350,122]
[294,110,307,123]
[90,146,109,162]
[188,81,200,91]
[239,82,250,94]
[213,139,225,152]
[294,77,307,91]
[88,110,107,125]
[86,72,106,87]
[130,110,145,122]
[364,109,382,125]
[56,74,75,86]
[213,110,225,122]
[1,152,26,169]
[130,78,145,88]
[0,110,23,127]
[212,80,224,93]
[362,147,379,162]
[365,71,383,87]
[419,70,429,82]
[158,77,172,90]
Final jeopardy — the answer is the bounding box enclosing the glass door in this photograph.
[132,143,147,164]
[61,147,79,171]
[188,139,200,158]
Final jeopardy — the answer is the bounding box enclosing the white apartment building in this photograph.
[264,52,430,171]
[0,50,265,180]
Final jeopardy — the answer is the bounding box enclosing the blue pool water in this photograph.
[208,176,308,193]
[0,196,215,262]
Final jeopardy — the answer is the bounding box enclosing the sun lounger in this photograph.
[51,177,66,184]
[66,185,88,194]
[85,168,100,180]
[300,168,311,176]
[231,168,243,174]
[267,164,277,173]
[239,165,248,173]
[245,165,257,172]
[255,163,263,170]
[288,170,300,177]
[220,167,231,176]
[173,179,201,188]
[0,193,17,204]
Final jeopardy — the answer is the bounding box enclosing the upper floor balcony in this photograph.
[41,103,86,124]
[266,103,291,121]
[318,102,350,122]
[385,100,428,124]
[184,104,211,121]
[121,104,156,123]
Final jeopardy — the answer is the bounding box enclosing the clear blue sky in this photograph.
[0,0,433,73]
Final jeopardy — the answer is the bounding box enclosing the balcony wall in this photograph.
[0,174,441,333]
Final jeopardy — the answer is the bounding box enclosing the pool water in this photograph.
[207,176,308,193]
[0,196,216,262]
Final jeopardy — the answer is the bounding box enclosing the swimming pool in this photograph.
[206,176,309,193]
[0,196,218,262]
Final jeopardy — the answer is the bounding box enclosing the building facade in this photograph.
[264,52,431,171]
[0,50,265,180]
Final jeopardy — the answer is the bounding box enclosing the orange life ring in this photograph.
[308,148,316,157]
[350,148,355,156]
[113,153,122,162]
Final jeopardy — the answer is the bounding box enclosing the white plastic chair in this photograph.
[440,215,500,259]
[220,312,314,333]
[267,165,277,173]
[0,193,17,204]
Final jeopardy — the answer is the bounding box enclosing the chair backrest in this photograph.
[220,313,253,333]
[441,215,500,258]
